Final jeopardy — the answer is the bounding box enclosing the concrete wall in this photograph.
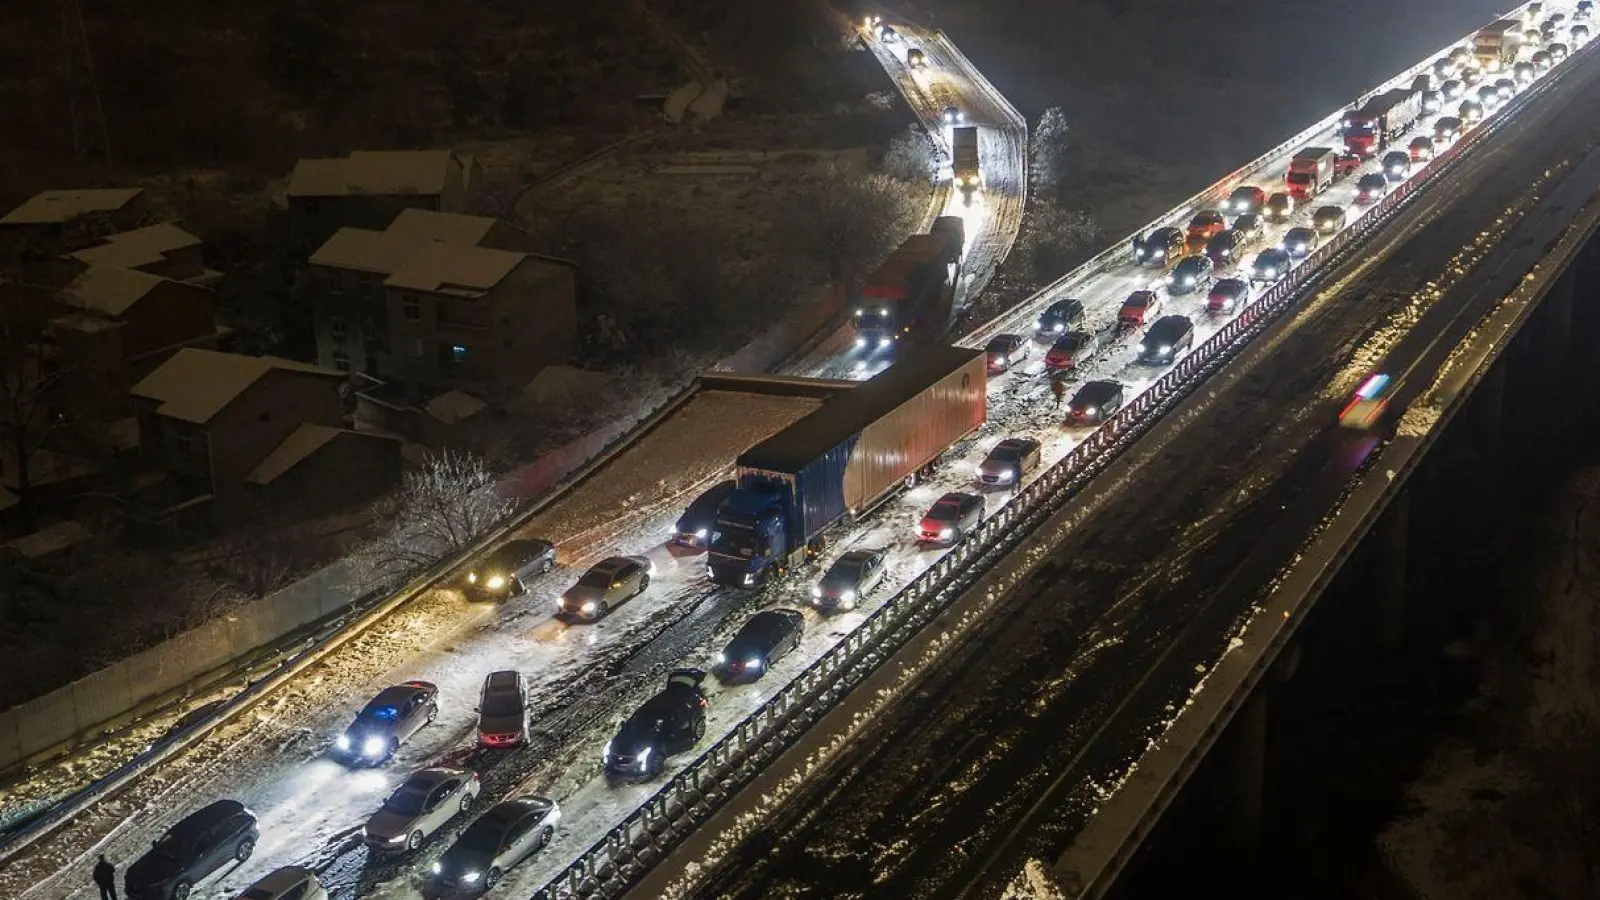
[0,563,354,770]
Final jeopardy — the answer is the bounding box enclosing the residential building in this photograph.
[307,209,575,396]
[130,349,398,509]
[67,222,216,283]
[0,188,144,230]
[286,150,479,245]
[49,265,223,419]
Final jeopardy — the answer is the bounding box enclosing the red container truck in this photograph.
[1285,146,1338,201]
[853,216,964,351]
[1343,88,1423,157]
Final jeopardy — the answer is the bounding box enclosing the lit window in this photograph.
[450,344,470,364]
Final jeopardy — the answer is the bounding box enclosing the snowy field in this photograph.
[1,11,1585,900]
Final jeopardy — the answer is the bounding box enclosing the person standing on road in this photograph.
[1050,374,1067,408]
[93,855,117,900]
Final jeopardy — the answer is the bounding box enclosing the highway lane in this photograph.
[790,22,1028,379]
[697,29,1600,900]
[0,10,1564,900]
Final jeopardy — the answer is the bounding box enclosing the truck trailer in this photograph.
[1343,88,1422,157]
[1474,19,1524,72]
[706,345,987,587]
[952,126,981,194]
[853,217,964,350]
[1285,146,1339,200]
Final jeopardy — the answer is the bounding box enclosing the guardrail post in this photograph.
[1376,489,1410,653]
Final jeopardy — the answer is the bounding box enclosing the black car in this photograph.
[1034,297,1086,338]
[674,480,736,548]
[1204,230,1240,266]
[813,549,887,611]
[978,437,1042,488]
[1132,226,1186,268]
[1168,255,1215,295]
[1066,380,1125,424]
[1250,248,1290,283]
[716,609,805,683]
[464,538,557,599]
[1440,78,1463,99]
[1230,213,1266,245]
[1381,150,1411,180]
[126,800,258,900]
[1282,227,1318,259]
[1355,173,1388,204]
[1137,315,1195,365]
[604,669,708,780]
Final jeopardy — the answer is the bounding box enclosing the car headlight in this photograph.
[855,337,867,348]
[996,470,1014,482]
[486,575,505,590]
[1295,243,1306,252]
[878,337,892,348]
[1184,276,1195,285]
[1053,323,1065,332]
[467,572,477,584]
[431,861,443,875]
[812,585,823,598]
[716,651,727,665]
[555,597,566,612]
[363,736,386,757]
[743,573,754,586]
[1263,268,1276,277]
[1082,406,1097,417]
[939,527,953,539]
[580,601,597,614]
[695,528,708,539]
[1138,343,1147,352]
[1159,345,1172,355]
[603,740,613,761]
[336,734,351,751]
[746,657,763,669]
[461,871,481,884]
[638,747,652,764]
[841,589,857,603]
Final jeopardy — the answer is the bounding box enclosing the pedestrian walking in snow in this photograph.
[93,855,117,900]
[1050,375,1067,408]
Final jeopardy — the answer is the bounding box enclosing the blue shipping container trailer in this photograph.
[707,345,987,587]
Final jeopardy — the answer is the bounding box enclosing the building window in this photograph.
[332,349,350,370]
[407,338,425,360]
[329,315,347,340]
[176,429,199,459]
[450,344,470,364]
[403,296,421,321]
[322,270,343,295]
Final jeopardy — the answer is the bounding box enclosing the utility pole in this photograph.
[58,0,114,180]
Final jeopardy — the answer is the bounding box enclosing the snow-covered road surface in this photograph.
[1,7,1582,900]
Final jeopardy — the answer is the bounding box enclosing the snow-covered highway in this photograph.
[0,5,1583,900]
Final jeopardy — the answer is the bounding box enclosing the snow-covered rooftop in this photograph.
[132,349,341,425]
[385,242,527,294]
[55,265,171,318]
[246,423,352,485]
[67,222,201,270]
[0,188,143,225]
[310,210,502,276]
[288,150,459,198]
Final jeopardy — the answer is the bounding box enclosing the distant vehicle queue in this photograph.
[139,9,1583,898]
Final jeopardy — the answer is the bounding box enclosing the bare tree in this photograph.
[783,164,923,282]
[355,450,513,586]
[1031,107,1071,199]
[881,124,935,185]
[0,296,69,532]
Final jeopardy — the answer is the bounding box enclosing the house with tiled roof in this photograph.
[67,222,216,283]
[131,349,398,507]
[286,149,480,245]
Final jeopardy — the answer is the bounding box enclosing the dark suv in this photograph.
[126,800,258,900]
[464,538,557,599]
[603,669,708,781]
[1138,315,1195,365]
[674,481,737,548]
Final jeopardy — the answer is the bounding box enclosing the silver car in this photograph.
[977,437,1042,488]
[557,555,653,620]
[432,796,562,891]
[363,768,480,854]
[812,549,887,612]
[334,681,438,765]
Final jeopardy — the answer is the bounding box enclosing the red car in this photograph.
[1334,153,1363,177]
[1207,278,1250,312]
[1185,210,1227,252]
[1044,330,1098,371]
[1119,290,1161,326]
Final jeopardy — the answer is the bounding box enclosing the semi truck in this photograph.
[1474,19,1524,72]
[1285,146,1339,200]
[706,345,987,587]
[853,217,964,350]
[952,126,981,194]
[1343,88,1422,157]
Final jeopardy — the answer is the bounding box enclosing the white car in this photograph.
[433,796,562,890]
[236,867,327,900]
[363,767,481,853]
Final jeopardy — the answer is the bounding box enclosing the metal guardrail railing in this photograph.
[955,6,1529,349]
[528,10,1567,898]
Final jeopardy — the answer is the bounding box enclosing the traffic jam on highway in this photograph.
[29,6,1593,900]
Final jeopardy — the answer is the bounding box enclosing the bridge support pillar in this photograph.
[1545,270,1574,375]
[1377,489,1410,652]
[1223,692,1268,871]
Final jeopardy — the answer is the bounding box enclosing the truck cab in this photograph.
[603,669,708,781]
[707,484,793,587]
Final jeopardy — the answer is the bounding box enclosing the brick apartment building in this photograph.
[307,209,576,399]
